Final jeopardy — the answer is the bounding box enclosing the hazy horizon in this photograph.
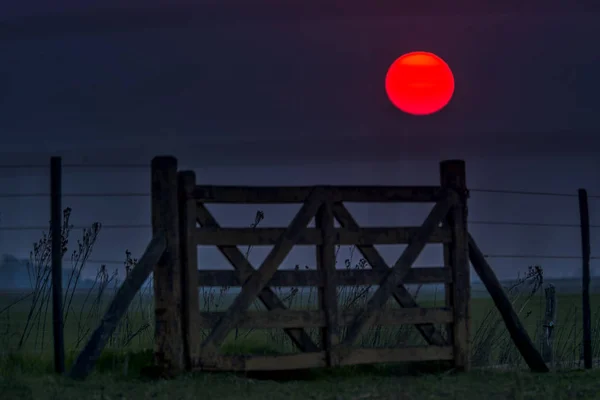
[1,4,599,284]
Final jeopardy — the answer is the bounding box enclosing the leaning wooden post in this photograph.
[468,235,549,372]
[578,188,592,369]
[151,156,185,375]
[440,160,470,371]
[69,234,167,380]
[178,171,202,370]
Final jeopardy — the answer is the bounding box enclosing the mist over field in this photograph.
[2,252,599,299]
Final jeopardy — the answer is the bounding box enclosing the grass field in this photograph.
[0,287,600,400]
[3,277,600,367]
[2,276,600,400]
[3,368,600,399]
[2,216,600,399]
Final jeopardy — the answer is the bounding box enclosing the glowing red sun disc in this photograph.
[385,51,455,116]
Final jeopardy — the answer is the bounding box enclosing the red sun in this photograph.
[385,51,455,116]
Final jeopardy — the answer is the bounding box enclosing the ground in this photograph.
[2,278,600,399]
[2,369,600,400]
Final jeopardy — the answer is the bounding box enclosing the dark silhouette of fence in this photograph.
[0,158,598,376]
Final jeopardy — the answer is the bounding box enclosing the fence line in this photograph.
[0,163,146,169]
[1,220,599,231]
[482,254,600,260]
[82,260,138,266]
[2,189,600,199]
[0,224,151,231]
[0,162,599,199]
[1,187,598,262]
[0,192,149,198]
[469,220,600,228]
[471,188,600,199]
[1,160,599,375]
[1,165,599,264]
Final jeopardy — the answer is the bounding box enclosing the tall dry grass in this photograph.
[0,207,598,376]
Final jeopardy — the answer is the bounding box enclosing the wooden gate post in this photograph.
[151,156,185,374]
[440,160,470,371]
[178,171,202,369]
[315,200,339,366]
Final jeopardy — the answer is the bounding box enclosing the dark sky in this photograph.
[1,1,599,282]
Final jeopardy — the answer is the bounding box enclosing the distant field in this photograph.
[2,278,600,400]
[2,278,600,370]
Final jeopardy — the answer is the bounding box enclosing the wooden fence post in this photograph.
[440,160,470,371]
[440,168,454,353]
[316,199,339,366]
[178,171,202,370]
[151,156,185,374]
[540,284,556,364]
[578,188,592,369]
[50,156,65,375]
[439,160,470,371]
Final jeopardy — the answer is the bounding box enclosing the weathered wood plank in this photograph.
[197,308,453,329]
[468,234,549,373]
[194,346,453,372]
[198,190,324,357]
[194,352,328,372]
[440,160,471,371]
[197,267,451,287]
[336,346,454,366]
[441,218,454,349]
[315,201,339,366]
[193,185,443,203]
[195,203,319,354]
[341,195,454,347]
[69,233,167,380]
[195,226,451,245]
[177,171,202,370]
[332,203,448,347]
[151,156,185,373]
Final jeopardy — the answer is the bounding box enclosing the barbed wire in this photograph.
[0,162,598,193]
[0,224,152,231]
[82,259,133,266]
[0,161,599,198]
[470,188,600,199]
[483,254,600,260]
[0,188,599,199]
[0,220,598,232]
[469,220,600,229]
[0,192,149,198]
[0,163,147,169]
[0,175,596,294]
[11,256,600,266]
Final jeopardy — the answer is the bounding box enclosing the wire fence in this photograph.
[0,164,151,268]
[0,160,599,371]
[0,162,599,264]
[467,188,599,262]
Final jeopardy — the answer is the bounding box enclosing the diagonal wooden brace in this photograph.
[332,203,447,346]
[340,193,455,347]
[195,203,319,353]
[199,189,324,356]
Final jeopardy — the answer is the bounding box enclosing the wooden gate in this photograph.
[152,159,471,373]
[69,156,550,380]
